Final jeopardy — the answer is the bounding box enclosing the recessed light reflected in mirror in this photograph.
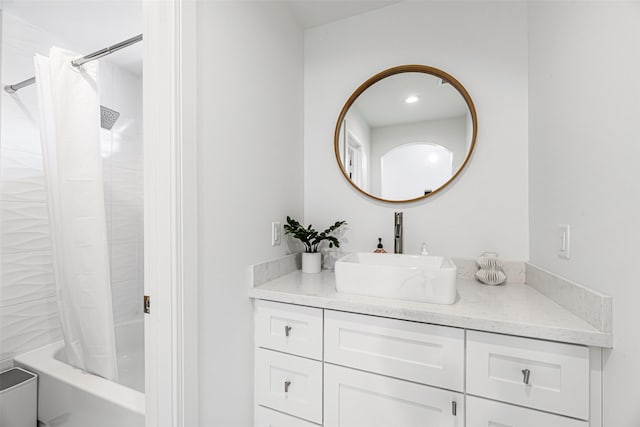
[405,95,419,104]
[428,153,439,164]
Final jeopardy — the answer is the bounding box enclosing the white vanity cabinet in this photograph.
[254,299,597,427]
[254,300,324,425]
[255,406,321,427]
[255,348,323,423]
[324,310,464,391]
[467,330,590,420]
[325,363,463,427]
[255,300,323,360]
[466,396,588,427]
[324,310,464,427]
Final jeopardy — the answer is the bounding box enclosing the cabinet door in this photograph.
[325,310,464,391]
[324,363,463,427]
[255,406,321,427]
[467,330,589,420]
[255,300,323,360]
[466,396,588,427]
[255,348,323,424]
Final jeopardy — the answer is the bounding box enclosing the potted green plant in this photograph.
[284,216,347,273]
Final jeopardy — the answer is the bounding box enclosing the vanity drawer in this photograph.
[324,363,464,427]
[466,396,588,427]
[255,348,323,424]
[255,405,321,427]
[324,310,464,391]
[255,300,323,360]
[467,331,589,420]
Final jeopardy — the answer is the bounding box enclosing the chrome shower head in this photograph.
[100,105,120,130]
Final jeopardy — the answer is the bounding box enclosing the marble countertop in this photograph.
[249,270,612,348]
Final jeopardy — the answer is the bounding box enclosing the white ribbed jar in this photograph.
[475,252,506,286]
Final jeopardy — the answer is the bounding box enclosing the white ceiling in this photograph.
[1,0,143,75]
[0,0,400,76]
[285,0,401,29]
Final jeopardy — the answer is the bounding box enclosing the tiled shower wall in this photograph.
[0,11,143,368]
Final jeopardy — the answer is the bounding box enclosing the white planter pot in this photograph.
[302,252,322,274]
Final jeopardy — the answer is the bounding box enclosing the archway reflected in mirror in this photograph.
[381,143,452,200]
[335,65,477,203]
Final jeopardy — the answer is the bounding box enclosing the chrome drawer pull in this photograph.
[451,401,457,416]
[521,368,531,385]
[284,380,291,393]
[285,325,292,337]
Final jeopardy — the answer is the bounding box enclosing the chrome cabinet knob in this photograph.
[521,368,531,385]
[285,325,292,337]
[284,380,291,393]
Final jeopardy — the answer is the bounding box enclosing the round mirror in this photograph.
[334,65,477,203]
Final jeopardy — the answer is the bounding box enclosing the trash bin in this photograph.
[0,367,38,427]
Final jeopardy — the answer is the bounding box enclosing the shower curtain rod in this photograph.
[4,33,143,94]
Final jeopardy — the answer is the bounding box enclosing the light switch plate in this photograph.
[558,224,570,260]
[271,222,281,246]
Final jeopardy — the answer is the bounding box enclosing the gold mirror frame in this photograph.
[334,64,478,203]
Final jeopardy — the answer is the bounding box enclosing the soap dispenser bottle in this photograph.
[420,242,429,256]
[374,238,386,253]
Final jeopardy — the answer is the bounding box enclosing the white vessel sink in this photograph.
[334,252,458,305]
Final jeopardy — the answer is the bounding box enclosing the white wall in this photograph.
[195,2,304,425]
[528,2,640,425]
[0,11,143,368]
[304,1,529,259]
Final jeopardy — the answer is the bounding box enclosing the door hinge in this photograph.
[144,295,150,314]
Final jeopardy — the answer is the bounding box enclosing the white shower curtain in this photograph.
[34,48,118,381]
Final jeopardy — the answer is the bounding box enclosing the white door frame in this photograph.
[143,1,198,426]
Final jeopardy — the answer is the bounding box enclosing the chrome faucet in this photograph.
[394,212,403,254]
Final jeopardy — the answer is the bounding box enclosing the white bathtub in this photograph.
[14,320,145,427]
